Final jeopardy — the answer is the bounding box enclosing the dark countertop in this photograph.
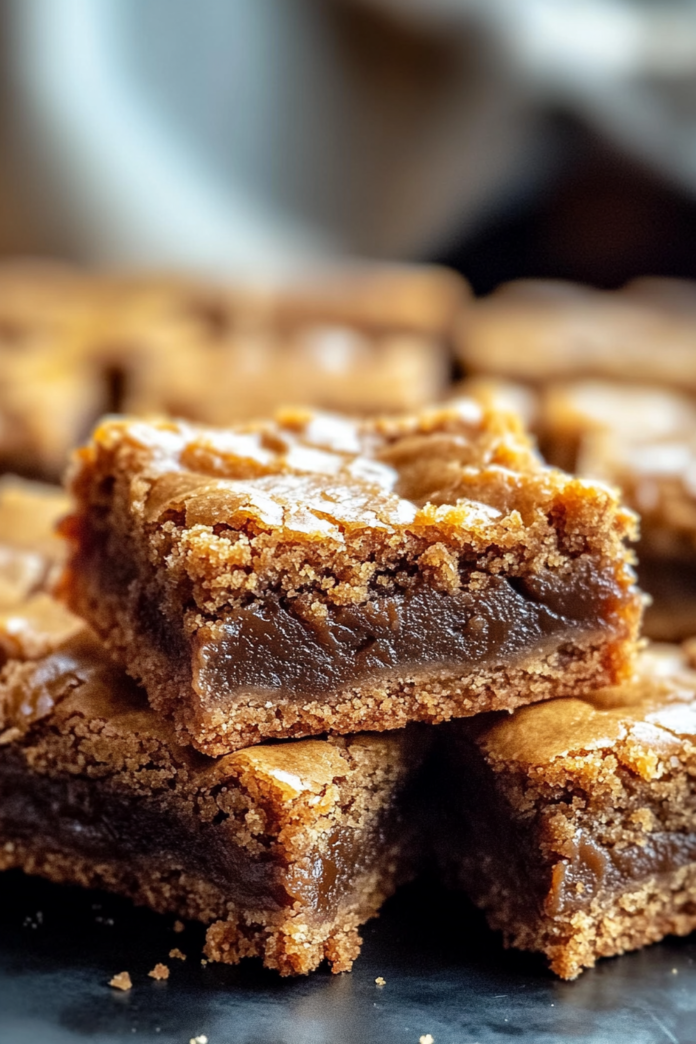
[1,869,695,1044]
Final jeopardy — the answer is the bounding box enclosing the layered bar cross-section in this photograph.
[0,616,425,975]
[61,401,642,754]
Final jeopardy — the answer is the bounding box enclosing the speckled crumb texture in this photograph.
[0,626,426,975]
[60,400,641,755]
[440,642,696,979]
[0,261,465,479]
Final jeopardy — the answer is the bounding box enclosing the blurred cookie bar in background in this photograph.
[0,262,110,480]
[0,475,80,661]
[0,261,467,480]
[103,263,465,423]
[462,375,696,643]
[458,278,696,390]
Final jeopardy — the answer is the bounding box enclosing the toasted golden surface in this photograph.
[478,643,696,771]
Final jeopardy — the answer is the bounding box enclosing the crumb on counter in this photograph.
[148,963,170,981]
[173,920,185,933]
[189,1036,208,1044]
[375,976,386,987]
[109,971,132,991]
[169,947,186,961]
[419,1035,434,1044]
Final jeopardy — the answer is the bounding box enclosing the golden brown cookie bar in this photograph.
[0,477,80,661]
[104,264,465,421]
[462,377,696,642]
[0,624,426,976]
[458,278,696,388]
[0,263,110,479]
[440,642,696,979]
[60,400,641,755]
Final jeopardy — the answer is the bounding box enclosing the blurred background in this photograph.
[3,0,696,289]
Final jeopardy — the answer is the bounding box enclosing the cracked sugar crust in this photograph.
[444,642,696,979]
[0,626,426,975]
[60,400,642,754]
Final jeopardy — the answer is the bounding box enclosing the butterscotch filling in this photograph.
[190,564,618,702]
[545,828,696,917]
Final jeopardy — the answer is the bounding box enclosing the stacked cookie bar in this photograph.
[8,266,696,982]
[0,393,642,976]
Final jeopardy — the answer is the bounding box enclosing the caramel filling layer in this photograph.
[0,754,393,917]
[192,565,617,702]
[545,828,696,917]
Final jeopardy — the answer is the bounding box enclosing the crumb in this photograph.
[419,1036,434,1044]
[201,959,208,967]
[109,971,132,991]
[672,968,678,974]
[189,1037,208,1044]
[148,963,170,981]
[169,948,186,960]
[375,976,386,987]
[173,920,185,933]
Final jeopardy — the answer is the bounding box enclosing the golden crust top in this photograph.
[71,400,636,555]
[478,642,696,774]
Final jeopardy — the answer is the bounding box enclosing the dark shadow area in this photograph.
[2,869,696,1043]
[434,116,696,295]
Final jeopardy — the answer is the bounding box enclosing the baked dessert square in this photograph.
[0,475,70,589]
[0,265,107,481]
[0,476,81,660]
[462,377,696,643]
[458,277,696,390]
[539,381,696,642]
[439,642,696,979]
[60,400,641,755]
[0,617,426,976]
[104,264,464,421]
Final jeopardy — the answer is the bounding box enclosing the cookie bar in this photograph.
[462,377,696,642]
[539,381,696,641]
[0,619,426,976]
[459,278,696,389]
[440,642,696,979]
[60,400,641,755]
[106,264,464,421]
[0,476,80,660]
